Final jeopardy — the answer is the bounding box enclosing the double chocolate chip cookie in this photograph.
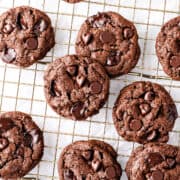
[76,11,140,77]
[0,111,44,179]
[156,16,180,80]
[44,55,109,120]
[126,143,180,180]
[0,6,55,67]
[58,140,122,180]
[113,81,178,144]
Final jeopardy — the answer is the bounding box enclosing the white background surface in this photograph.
[0,0,180,179]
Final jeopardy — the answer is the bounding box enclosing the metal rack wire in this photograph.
[0,0,180,179]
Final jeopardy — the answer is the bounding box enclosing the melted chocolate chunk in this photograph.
[1,48,16,63]
[16,13,23,30]
[100,31,115,43]
[129,119,142,131]
[71,102,84,119]
[50,80,56,97]
[26,38,38,50]
[82,33,93,45]
[90,81,102,94]
[34,19,47,34]
[106,51,121,66]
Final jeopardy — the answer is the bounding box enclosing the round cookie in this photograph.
[0,111,44,179]
[75,11,140,77]
[58,140,122,180]
[0,6,55,67]
[156,16,180,80]
[112,81,178,144]
[126,143,180,180]
[64,0,83,3]
[44,55,109,120]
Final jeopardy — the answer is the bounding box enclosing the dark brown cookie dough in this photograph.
[113,81,178,144]
[0,6,55,67]
[58,140,122,180]
[44,55,109,120]
[75,11,140,77]
[126,143,180,180]
[63,0,83,3]
[156,16,180,80]
[0,111,44,179]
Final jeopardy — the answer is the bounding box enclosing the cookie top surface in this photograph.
[75,11,140,77]
[44,55,109,120]
[126,143,180,180]
[0,111,44,179]
[58,140,122,180]
[0,6,55,67]
[113,81,178,144]
[156,16,180,80]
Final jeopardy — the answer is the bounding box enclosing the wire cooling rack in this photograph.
[0,0,180,179]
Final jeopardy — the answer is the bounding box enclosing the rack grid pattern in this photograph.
[0,0,180,179]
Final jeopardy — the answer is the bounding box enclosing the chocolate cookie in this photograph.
[44,55,109,120]
[75,11,140,77]
[113,81,178,144]
[0,111,44,179]
[64,0,83,3]
[0,6,55,67]
[58,140,122,179]
[156,16,180,80]
[126,143,180,180]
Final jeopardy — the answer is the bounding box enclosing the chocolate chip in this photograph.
[0,138,8,150]
[123,28,134,39]
[105,166,116,178]
[64,169,73,179]
[20,18,28,30]
[170,56,180,68]
[92,16,107,28]
[139,103,151,115]
[50,80,56,97]
[100,31,115,43]
[67,65,77,76]
[71,102,84,119]
[91,159,101,172]
[26,38,38,50]
[82,33,93,45]
[16,13,22,29]
[94,150,103,160]
[166,158,176,168]
[82,150,93,161]
[144,91,155,101]
[106,51,121,66]
[24,133,33,147]
[148,153,164,167]
[129,119,142,131]
[90,81,102,94]
[151,170,164,180]
[3,24,13,34]
[29,129,40,144]
[147,130,157,141]
[76,75,86,87]
[24,130,40,147]
[0,118,14,132]
[34,20,47,34]
[0,48,16,63]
